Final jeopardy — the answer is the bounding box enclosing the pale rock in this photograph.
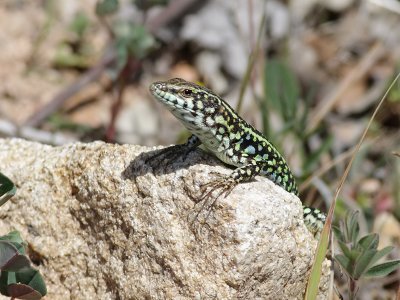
[0,138,330,299]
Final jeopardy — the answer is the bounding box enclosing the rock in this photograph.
[0,138,330,299]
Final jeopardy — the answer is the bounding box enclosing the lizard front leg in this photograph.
[194,161,262,218]
[145,134,201,165]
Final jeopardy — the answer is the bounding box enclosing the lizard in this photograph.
[148,78,326,235]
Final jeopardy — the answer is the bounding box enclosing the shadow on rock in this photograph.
[121,146,220,180]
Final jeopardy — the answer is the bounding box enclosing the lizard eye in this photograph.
[181,89,193,97]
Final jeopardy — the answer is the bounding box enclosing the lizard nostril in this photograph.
[149,82,163,93]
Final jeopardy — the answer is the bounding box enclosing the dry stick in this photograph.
[248,0,255,49]
[24,50,115,127]
[105,0,203,140]
[146,0,201,34]
[23,0,203,128]
[307,43,385,132]
[105,58,139,142]
[305,71,400,299]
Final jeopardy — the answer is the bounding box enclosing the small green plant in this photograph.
[0,172,47,300]
[333,211,400,300]
[263,59,333,176]
[95,0,158,71]
[95,0,119,16]
[95,0,161,141]
[53,11,94,69]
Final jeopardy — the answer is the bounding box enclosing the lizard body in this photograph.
[149,78,325,234]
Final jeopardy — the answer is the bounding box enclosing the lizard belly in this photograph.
[214,150,243,168]
[187,131,233,166]
[201,137,246,168]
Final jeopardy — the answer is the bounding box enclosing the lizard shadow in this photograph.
[122,146,239,234]
[122,146,247,235]
[121,146,221,180]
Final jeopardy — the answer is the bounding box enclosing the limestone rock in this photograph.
[0,138,330,299]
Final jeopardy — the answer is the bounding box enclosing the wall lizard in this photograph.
[149,78,326,235]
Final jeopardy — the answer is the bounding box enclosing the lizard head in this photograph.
[149,78,222,130]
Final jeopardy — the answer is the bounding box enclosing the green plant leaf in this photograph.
[0,231,25,245]
[337,243,362,262]
[15,269,47,296]
[0,172,16,207]
[332,225,344,243]
[96,0,119,16]
[114,22,156,66]
[1,268,47,298]
[70,12,90,37]
[0,242,20,268]
[353,249,377,279]
[6,283,43,300]
[337,241,353,258]
[357,233,379,251]
[0,231,26,254]
[264,59,300,123]
[368,246,394,267]
[345,211,359,246]
[0,252,31,272]
[0,231,47,298]
[335,254,352,277]
[364,260,400,277]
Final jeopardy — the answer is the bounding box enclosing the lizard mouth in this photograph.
[150,82,203,117]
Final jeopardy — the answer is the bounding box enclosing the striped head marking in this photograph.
[149,78,220,129]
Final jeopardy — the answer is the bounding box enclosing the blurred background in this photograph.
[0,0,399,298]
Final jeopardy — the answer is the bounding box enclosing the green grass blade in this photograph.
[304,71,400,299]
[304,203,332,299]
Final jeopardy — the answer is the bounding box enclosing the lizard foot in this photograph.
[190,174,237,223]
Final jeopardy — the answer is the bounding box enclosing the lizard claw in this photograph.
[190,175,237,223]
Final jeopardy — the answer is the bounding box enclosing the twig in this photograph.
[146,0,203,34]
[105,58,140,142]
[24,49,115,127]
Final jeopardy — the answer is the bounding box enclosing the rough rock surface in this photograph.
[0,138,330,299]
